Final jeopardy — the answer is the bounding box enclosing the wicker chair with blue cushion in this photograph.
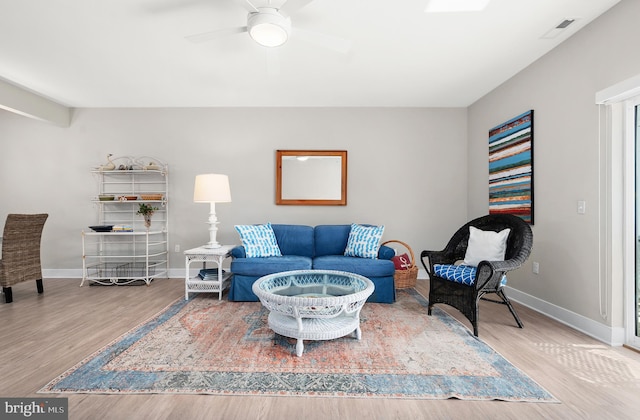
[420,214,533,336]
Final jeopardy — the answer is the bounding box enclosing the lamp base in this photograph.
[203,242,222,249]
[203,202,222,249]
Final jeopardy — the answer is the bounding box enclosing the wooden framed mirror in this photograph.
[276,150,347,205]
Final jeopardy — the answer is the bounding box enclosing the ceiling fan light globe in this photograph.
[250,23,288,47]
[248,8,291,48]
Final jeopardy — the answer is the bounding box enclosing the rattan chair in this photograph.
[0,214,48,303]
[420,214,533,336]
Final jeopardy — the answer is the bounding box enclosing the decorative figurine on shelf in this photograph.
[99,154,115,171]
[137,203,158,228]
[143,161,161,171]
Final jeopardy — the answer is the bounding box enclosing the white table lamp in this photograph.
[193,174,232,248]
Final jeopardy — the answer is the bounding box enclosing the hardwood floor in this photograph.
[2,278,640,419]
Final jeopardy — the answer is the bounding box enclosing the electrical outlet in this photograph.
[174,244,180,253]
[532,261,540,274]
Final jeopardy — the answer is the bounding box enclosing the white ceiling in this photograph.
[0,0,620,108]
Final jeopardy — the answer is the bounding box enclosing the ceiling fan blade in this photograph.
[186,26,248,43]
[293,28,352,55]
[279,0,315,16]
[234,0,260,13]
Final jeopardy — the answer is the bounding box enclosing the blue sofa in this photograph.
[229,224,396,303]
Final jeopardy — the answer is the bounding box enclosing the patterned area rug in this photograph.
[40,289,556,401]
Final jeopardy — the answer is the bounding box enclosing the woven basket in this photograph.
[381,240,418,289]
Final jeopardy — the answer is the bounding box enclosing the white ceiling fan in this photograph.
[186,0,352,54]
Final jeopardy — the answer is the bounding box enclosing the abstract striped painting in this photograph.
[488,110,534,224]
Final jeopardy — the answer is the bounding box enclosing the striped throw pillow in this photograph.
[234,223,282,258]
[344,224,384,259]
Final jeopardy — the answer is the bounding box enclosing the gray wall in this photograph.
[468,0,640,332]
[4,0,638,344]
[0,107,468,273]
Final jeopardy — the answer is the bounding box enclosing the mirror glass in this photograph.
[276,150,347,205]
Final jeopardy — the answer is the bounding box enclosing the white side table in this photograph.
[184,245,233,300]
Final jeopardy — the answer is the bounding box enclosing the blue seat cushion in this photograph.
[433,264,477,286]
[313,255,395,277]
[433,264,507,287]
[231,256,312,277]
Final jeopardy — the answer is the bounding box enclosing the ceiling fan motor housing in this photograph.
[248,7,292,47]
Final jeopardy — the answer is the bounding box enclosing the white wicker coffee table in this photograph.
[252,270,375,356]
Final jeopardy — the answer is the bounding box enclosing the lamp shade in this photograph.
[193,174,231,203]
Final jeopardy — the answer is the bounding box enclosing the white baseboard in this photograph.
[43,268,204,280]
[417,268,623,346]
[43,269,83,278]
[47,268,623,346]
[504,286,625,347]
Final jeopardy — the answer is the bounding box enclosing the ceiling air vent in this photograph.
[541,18,578,39]
[556,19,575,29]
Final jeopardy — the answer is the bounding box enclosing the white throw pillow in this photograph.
[463,226,511,267]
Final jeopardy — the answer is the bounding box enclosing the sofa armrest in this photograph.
[231,245,246,258]
[378,245,395,260]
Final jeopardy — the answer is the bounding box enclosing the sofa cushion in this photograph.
[344,224,385,259]
[234,223,282,258]
[314,225,351,256]
[271,224,314,257]
[313,255,395,278]
[231,255,312,277]
[314,224,395,259]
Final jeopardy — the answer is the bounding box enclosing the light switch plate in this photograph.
[577,200,586,214]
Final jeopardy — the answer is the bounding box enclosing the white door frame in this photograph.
[624,95,640,349]
[597,74,640,349]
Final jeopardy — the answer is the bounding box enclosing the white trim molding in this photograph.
[43,269,83,278]
[596,73,640,105]
[506,286,625,346]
